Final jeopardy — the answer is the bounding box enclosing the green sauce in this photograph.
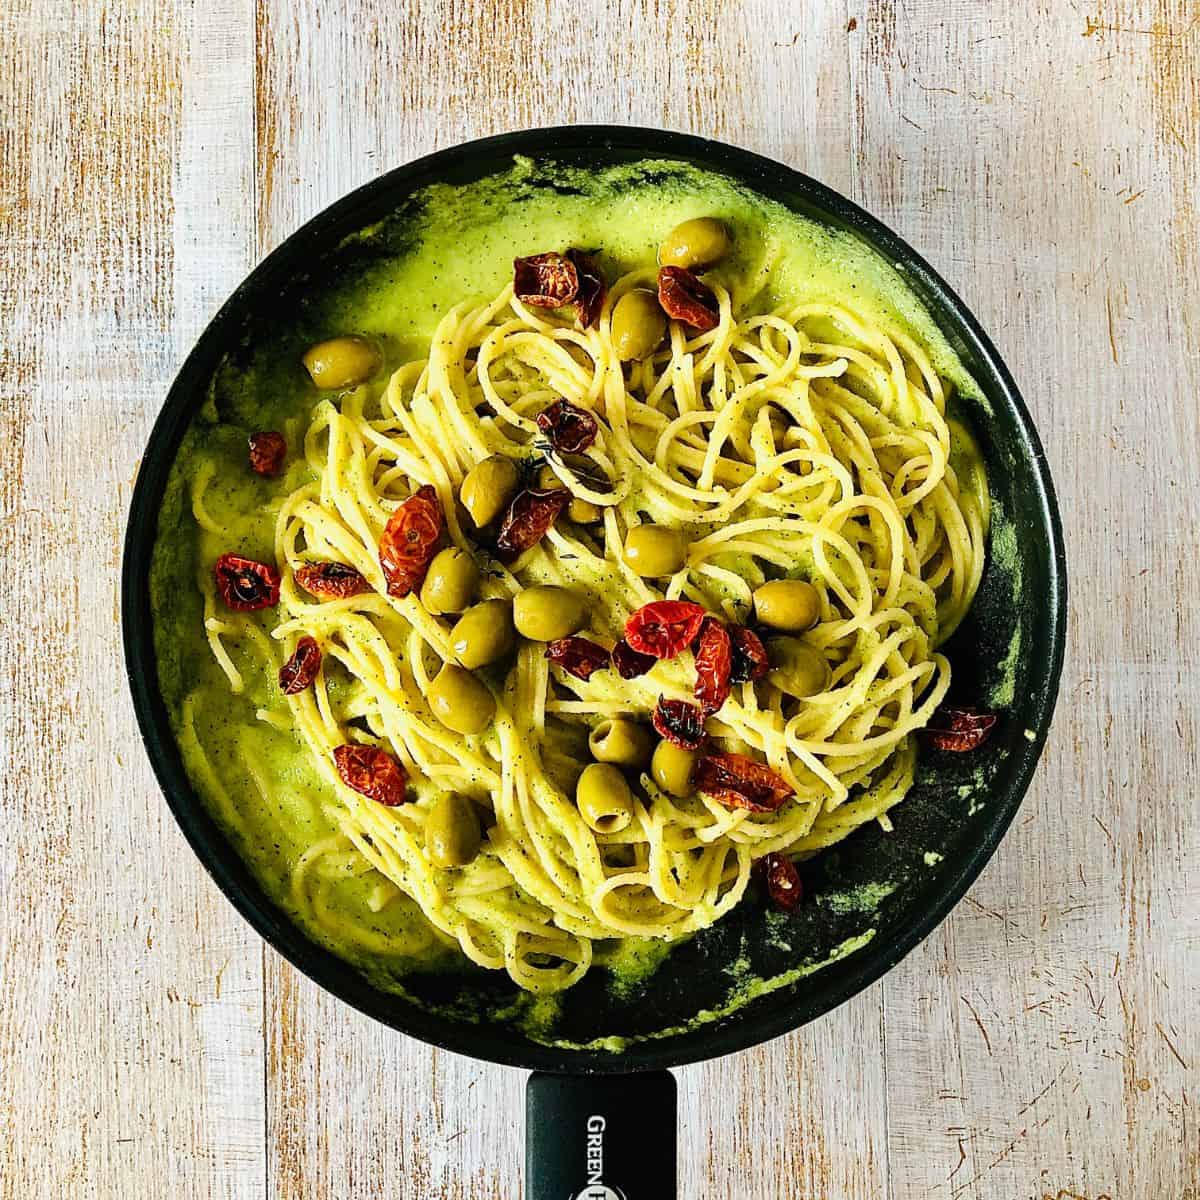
[538,932,878,1052]
[151,158,989,1038]
[817,880,899,916]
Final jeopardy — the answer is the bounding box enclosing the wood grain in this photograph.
[0,2,266,1198]
[1,0,1196,1196]
[863,4,1200,1196]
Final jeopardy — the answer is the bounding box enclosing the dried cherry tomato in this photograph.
[379,484,443,597]
[652,697,707,750]
[921,706,998,752]
[514,252,579,308]
[536,399,599,455]
[611,639,656,680]
[248,431,287,477]
[295,560,371,599]
[728,625,770,684]
[657,266,720,332]
[624,600,708,659]
[694,617,732,714]
[213,554,280,611]
[545,636,610,681]
[495,487,570,560]
[694,751,793,812]
[279,635,321,695]
[333,744,408,806]
[760,852,803,911]
[567,249,607,328]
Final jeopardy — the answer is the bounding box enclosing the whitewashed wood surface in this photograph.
[2,1,1197,1196]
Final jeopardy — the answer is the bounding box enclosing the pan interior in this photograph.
[130,132,1063,1069]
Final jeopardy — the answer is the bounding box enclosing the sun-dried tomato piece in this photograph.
[495,487,570,560]
[694,617,733,714]
[652,697,707,750]
[545,636,610,681]
[760,852,803,911]
[657,266,720,332]
[611,639,656,680]
[379,484,443,598]
[536,399,599,455]
[248,430,287,477]
[728,626,771,684]
[279,635,321,695]
[514,252,580,308]
[295,560,371,599]
[921,706,998,752]
[333,744,408,807]
[694,752,793,812]
[625,600,708,660]
[567,249,607,328]
[214,553,281,611]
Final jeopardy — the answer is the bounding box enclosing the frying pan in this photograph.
[122,126,1066,1197]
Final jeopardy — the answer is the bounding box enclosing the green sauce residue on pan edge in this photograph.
[485,931,878,1052]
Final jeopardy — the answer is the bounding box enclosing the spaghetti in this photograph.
[187,262,988,994]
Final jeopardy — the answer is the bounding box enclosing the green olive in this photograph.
[425,794,482,868]
[588,719,655,769]
[301,335,381,390]
[568,497,602,524]
[611,289,668,362]
[658,217,732,271]
[717,735,756,758]
[460,456,520,528]
[767,638,831,699]
[450,599,515,668]
[575,763,636,834]
[651,740,697,798]
[537,464,603,524]
[513,586,586,642]
[428,665,496,734]
[753,579,821,632]
[624,525,687,577]
[419,547,479,615]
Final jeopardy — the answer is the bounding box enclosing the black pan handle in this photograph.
[525,1070,677,1199]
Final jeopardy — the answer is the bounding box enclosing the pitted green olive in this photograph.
[753,579,820,632]
[460,456,520,528]
[537,464,603,523]
[717,735,756,758]
[588,719,655,769]
[428,665,496,734]
[768,638,831,699]
[651,740,697,798]
[301,335,381,390]
[450,599,515,668]
[624,525,686,577]
[658,218,731,271]
[425,794,482,868]
[419,547,479,615]
[611,289,668,362]
[513,586,586,642]
[575,763,635,834]
[568,497,602,523]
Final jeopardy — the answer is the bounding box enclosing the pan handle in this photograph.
[525,1070,677,1199]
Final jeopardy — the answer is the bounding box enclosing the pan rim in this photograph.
[122,124,1067,1074]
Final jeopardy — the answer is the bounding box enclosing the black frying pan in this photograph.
[122,127,1066,1197]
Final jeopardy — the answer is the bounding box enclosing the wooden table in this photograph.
[3,2,1197,1196]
